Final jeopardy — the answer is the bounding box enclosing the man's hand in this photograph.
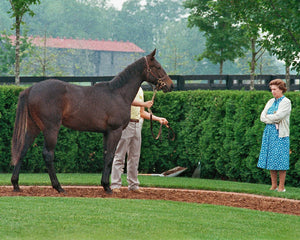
[144,100,153,108]
[158,117,168,125]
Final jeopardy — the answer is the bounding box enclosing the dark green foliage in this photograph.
[1,86,299,187]
[142,90,299,187]
[0,85,22,172]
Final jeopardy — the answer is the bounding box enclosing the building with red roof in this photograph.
[8,35,145,76]
[28,36,145,53]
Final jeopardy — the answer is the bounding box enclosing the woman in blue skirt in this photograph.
[258,79,291,192]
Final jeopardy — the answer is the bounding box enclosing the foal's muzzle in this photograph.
[159,76,174,93]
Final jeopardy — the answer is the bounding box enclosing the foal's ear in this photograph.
[150,49,156,60]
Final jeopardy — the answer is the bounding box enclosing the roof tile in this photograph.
[8,35,145,53]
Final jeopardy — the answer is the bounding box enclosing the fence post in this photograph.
[177,76,185,91]
[290,78,294,91]
[265,76,273,89]
[226,75,232,90]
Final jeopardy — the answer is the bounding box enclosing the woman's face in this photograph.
[270,85,283,99]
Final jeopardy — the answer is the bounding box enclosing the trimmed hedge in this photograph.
[0,85,299,187]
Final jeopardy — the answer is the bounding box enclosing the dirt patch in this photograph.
[1,186,299,216]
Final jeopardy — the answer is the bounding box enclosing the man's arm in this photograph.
[132,100,153,108]
[140,107,168,125]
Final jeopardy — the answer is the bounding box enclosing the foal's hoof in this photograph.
[13,187,21,192]
[104,187,113,195]
[54,186,65,193]
[12,183,21,192]
[58,188,65,193]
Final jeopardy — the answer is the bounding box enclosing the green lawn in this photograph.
[0,173,299,240]
[1,197,299,240]
[1,173,300,200]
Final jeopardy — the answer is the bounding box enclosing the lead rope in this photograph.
[147,86,175,141]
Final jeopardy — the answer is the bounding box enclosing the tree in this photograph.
[0,33,15,75]
[0,29,32,76]
[25,0,114,40]
[184,0,249,75]
[259,0,300,90]
[113,0,185,52]
[223,0,300,90]
[236,50,284,76]
[8,0,40,85]
[20,33,66,76]
[1,0,291,76]
[215,0,265,89]
[0,1,12,30]
[156,19,208,74]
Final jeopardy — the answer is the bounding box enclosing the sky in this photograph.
[108,0,127,10]
[108,0,146,10]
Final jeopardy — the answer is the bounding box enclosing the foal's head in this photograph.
[144,49,174,93]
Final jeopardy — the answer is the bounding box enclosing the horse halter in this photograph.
[144,56,175,141]
[144,56,168,90]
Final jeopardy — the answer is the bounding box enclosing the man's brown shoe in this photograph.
[130,188,144,193]
[112,188,121,193]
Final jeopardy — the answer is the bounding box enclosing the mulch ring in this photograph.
[1,185,299,216]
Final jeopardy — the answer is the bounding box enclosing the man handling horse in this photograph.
[111,87,168,193]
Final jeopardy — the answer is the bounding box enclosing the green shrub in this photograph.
[141,90,300,187]
[0,85,299,187]
[0,85,22,172]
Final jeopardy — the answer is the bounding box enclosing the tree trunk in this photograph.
[15,15,21,85]
[285,63,290,91]
[219,60,223,75]
[250,38,256,91]
[219,60,223,84]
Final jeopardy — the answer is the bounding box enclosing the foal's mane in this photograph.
[95,57,145,90]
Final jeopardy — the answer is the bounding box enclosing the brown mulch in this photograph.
[1,185,299,216]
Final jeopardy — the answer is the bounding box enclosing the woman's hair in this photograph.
[269,79,287,93]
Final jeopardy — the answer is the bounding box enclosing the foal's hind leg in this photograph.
[11,125,40,192]
[43,128,64,193]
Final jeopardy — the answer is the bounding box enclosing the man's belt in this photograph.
[130,119,139,122]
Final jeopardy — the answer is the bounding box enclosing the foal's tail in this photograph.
[11,89,30,166]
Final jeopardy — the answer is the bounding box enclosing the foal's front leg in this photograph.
[101,129,122,194]
[43,130,65,193]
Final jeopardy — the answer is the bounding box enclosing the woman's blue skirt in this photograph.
[257,124,289,170]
